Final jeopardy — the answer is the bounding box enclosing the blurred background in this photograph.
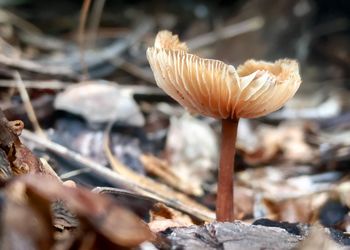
[0,0,350,235]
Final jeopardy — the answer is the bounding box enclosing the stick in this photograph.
[187,17,264,50]
[103,121,214,220]
[0,80,70,89]
[0,54,75,77]
[78,0,92,79]
[20,129,215,221]
[71,17,154,72]
[87,0,106,48]
[14,71,46,138]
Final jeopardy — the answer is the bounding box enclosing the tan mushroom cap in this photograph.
[154,30,188,51]
[147,30,301,119]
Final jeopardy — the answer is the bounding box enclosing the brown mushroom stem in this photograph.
[216,118,239,222]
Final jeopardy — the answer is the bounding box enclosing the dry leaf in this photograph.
[54,82,145,126]
[141,154,202,196]
[234,186,254,220]
[149,203,193,232]
[296,225,345,250]
[19,174,155,248]
[261,193,328,223]
[244,121,316,165]
[1,178,54,250]
[0,109,55,178]
[0,148,12,179]
[165,115,218,192]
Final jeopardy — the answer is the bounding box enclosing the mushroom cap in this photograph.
[147,31,301,119]
[154,30,188,51]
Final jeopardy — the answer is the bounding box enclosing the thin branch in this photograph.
[87,0,106,48]
[70,18,154,72]
[0,9,42,34]
[103,121,214,220]
[60,168,92,179]
[21,129,215,222]
[0,79,70,89]
[0,54,75,77]
[186,16,264,50]
[14,71,46,138]
[119,60,156,84]
[78,0,92,79]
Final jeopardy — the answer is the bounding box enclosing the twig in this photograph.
[70,17,154,72]
[0,36,20,58]
[140,154,202,196]
[14,71,46,138]
[0,79,70,89]
[0,54,75,78]
[186,16,264,50]
[0,9,42,34]
[21,129,140,190]
[103,121,215,221]
[60,168,92,179]
[19,33,71,51]
[37,18,153,77]
[92,186,157,204]
[78,0,92,79]
[87,0,106,48]
[21,129,215,221]
[119,60,156,84]
[0,79,165,97]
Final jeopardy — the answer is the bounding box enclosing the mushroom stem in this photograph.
[216,118,239,222]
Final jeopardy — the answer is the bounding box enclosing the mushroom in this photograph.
[147,30,301,221]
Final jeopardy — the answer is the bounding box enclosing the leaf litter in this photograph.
[0,0,350,249]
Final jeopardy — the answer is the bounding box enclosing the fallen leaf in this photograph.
[0,109,49,177]
[296,225,345,250]
[19,174,155,248]
[165,115,218,191]
[141,154,202,196]
[243,121,317,165]
[0,148,12,180]
[260,193,328,224]
[54,82,145,126]
[234,186,254,220]
[0,111,21,148]
[149,203,193,233]
[1,181,54,250]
